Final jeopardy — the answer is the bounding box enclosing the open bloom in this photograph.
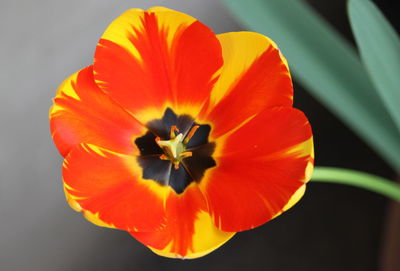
[50,7,314,259]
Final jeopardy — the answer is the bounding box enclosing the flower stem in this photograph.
[311,167,400,201]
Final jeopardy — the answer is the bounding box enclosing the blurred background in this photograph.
[0,0,399,270]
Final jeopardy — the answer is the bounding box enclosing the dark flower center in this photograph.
[134,108,216,194]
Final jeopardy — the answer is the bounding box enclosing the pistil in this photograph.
[155,125,199,169]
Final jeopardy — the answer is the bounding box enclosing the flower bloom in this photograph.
[49,7,314,259]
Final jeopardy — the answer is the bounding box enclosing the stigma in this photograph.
[156,126,199,169]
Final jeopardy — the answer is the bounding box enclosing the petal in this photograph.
[50,66,144,157]
[62,143,169,232]
[64,186,115,228]
[202,32,293,138]
[201,107,314,232]
[131,185,234,258]
[94,7,223,123]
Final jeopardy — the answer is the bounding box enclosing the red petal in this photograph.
[201,107,313,232]
[94,8,222,122]
[50,66,143,157]
[202,32,293,138]
[62,143,168,232]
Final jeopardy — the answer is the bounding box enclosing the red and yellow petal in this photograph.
[50,66,144,157]
[94,7,222,123]
[131,184,234,259]
[201,106,313,232]
[62,143,169,232]
[201,32,293,138]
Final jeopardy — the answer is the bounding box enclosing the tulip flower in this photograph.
[50,7,314,259]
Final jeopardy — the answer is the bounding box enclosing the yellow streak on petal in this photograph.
[271,137,314,219]
[83,211,115,229]
[86,144,107,158]
[99,7,197,65]
[304,159,314,183]
[285,136,314,159]
[100,9,145,63]
[147,211,235,259]
[146,7,196,49]
[64,186,82,212]
[148,243,177,259]
[271,184,306,219]
[50,69,83,117]
[189,211,235,258]
[55,70,81,100]
[49,104,64,116]
[282,184,306,212]
[284,135,314,184]
[210,32,289,107]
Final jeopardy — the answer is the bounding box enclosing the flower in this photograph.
[49,7,314,259]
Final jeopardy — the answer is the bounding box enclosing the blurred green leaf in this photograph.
[312,167,400,201]
[222,0,400,170]
[348,0,400,133]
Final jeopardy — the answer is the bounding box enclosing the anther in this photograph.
[170,126,179,139]
[159,154,169,160]
[184,125,199,144]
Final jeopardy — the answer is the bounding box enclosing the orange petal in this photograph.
[94,8,222,122]
[50,66,144,157]
[202,32,293,138]
[62,143,169,232]
[201,107,313,232]
[131,184,234,258]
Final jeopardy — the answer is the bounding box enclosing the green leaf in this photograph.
[221,0,400,170]
[348,0,400,133]
[312,167,400,201]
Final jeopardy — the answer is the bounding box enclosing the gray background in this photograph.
[0,0,396,270]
